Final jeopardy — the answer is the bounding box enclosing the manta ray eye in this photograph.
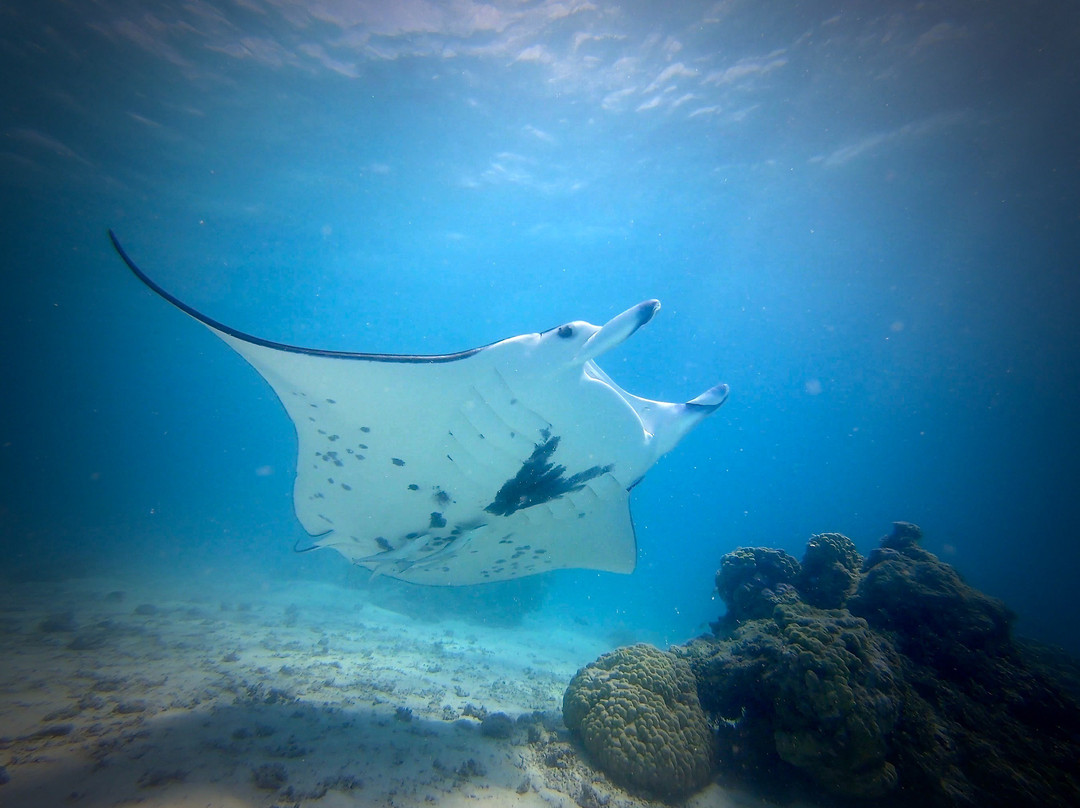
[557,325,574,338]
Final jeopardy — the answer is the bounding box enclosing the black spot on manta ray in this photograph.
[433,489,451,505]
[376,536,391,551]
[429,512,447,529]
[360,426,371,433]
[408,484,420,491]
[391,458,405,467]
[484,433,612,517]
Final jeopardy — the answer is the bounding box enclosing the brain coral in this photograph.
[563,643,714,798]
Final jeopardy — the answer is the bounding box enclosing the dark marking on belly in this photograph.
[484,433,611,517]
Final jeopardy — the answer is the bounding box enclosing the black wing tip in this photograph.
[108,227,228,332]
[106,228,485,363]
[686,382,729,413]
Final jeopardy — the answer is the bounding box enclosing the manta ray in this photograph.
[110,231,728,585]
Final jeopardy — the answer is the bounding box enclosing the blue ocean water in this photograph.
[1,0,1078,662]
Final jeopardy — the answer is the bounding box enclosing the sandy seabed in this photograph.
[0,574,788,808]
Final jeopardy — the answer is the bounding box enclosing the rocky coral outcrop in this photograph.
[850,522,1013,672]
[798,531,862,609]
[562,643,714,799]
[566,522,1080,808]
[680,602,902,799]
[714,546,801,622]
[693,522,1080,808]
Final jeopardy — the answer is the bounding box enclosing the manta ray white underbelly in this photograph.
[110,231,728,585]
